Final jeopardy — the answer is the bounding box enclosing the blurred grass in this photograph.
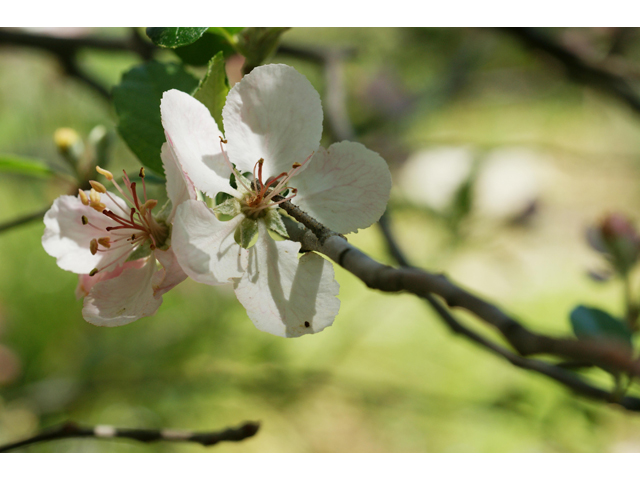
[2,28,640,452]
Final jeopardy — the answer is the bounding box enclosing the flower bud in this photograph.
[587,213,640,275]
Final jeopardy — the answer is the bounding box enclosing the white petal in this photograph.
[233,221,340,338]
[291,141,392,234]
[160,89,236,198]
[161,142,196,222]
[223,64,323,179]
[152,248,188,297]
[83,257,161,327]
[42,193,131,274]
[172,200,247,285]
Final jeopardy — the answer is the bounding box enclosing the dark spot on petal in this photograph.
[304,321,310,328]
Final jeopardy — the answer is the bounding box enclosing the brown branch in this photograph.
[0,28,155,101]
[0,420,260,452]
[279,209,640,410]
[0,207,49,234]
[502,27,640,114]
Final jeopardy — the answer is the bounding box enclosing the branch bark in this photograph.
[0,420,260,452]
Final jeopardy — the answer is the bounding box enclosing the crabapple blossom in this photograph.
[42,144,194,326]
[161,64,392,338]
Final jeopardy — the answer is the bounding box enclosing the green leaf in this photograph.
[236,27,289,73]
[570,306,633,346]
[234,217,258,249]
[208,27,244,37]
[266,209,288,238]
[0,154,55,178]
[193,52,229,131]
[174,33,235,66]
[213,197,241,218]
[146,27,208,48]
[113,61,199,177]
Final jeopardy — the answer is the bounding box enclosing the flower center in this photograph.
[80,166,168,276]
[218,137,312,220]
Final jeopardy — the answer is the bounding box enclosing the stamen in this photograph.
[96,166,114,181]
[91,202,106,213]
[81,215,88,225]
[139,167,145,179]
[89,189,101,205]
[90,239,99,255]
[89,268,99,277]
[142,199,158,211]
[78,190,89,206]
[89,180,107,194]
[98,237,111,248]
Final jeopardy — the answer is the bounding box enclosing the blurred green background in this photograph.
[2,27,640,452]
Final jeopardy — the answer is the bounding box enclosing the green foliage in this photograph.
[174,33,235,66]
[193,52,229,131]
[236,27,289,72]
[235,217,259,248]
[0,154,55,178]
[113,61,199,177]
[146,27,208,48]
[570,306,633,346]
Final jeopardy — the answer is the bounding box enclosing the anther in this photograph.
[150,244,156,250]
[96,166,114,181]
[219,136,227,144]
[142,199,157,211]
[292,162,301,168]
[89,189,101,205]
[98,237,111,249]
[81,215,88,225]
[139,167,145,179]
[90,239,99,255]
[89,180,107,194]
[89,268,99,277]
[91,202,106,213]
[78,189,89,206]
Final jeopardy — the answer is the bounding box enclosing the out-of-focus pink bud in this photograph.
[586,213,640,275]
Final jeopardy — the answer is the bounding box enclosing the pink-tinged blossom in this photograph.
[42,145,194,326]
[161,64,391,337]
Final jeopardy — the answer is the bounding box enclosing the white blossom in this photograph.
[161,64,392,337]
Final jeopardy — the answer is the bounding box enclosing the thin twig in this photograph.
[0,207,49,234]
[0,420,260,452]
[503,27,640,114]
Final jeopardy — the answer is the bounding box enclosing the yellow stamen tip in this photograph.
[90,202,106,213]
[90,239,99,255]
[89,180,107,194]
[258,158,264,164]
[292,162,301,168]
[89,268,99,277]
[98,237,111,248]
[139,167,145,179]
[219,136,227,144]
[78,189,89,206]
[89,188,101,205]
[96,166,114,181]
[143,199,158,211]
[81,215,88,225]
[54,128,80,152]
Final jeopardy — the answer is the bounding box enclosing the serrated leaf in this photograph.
[570,305,633,346]
[0,154,55,178]
[146,27,208,48]
[266,209,288,238]
[213,197,241,217]
[113,61,199,177]
[234,217,258,249]
[193,52,229,131]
